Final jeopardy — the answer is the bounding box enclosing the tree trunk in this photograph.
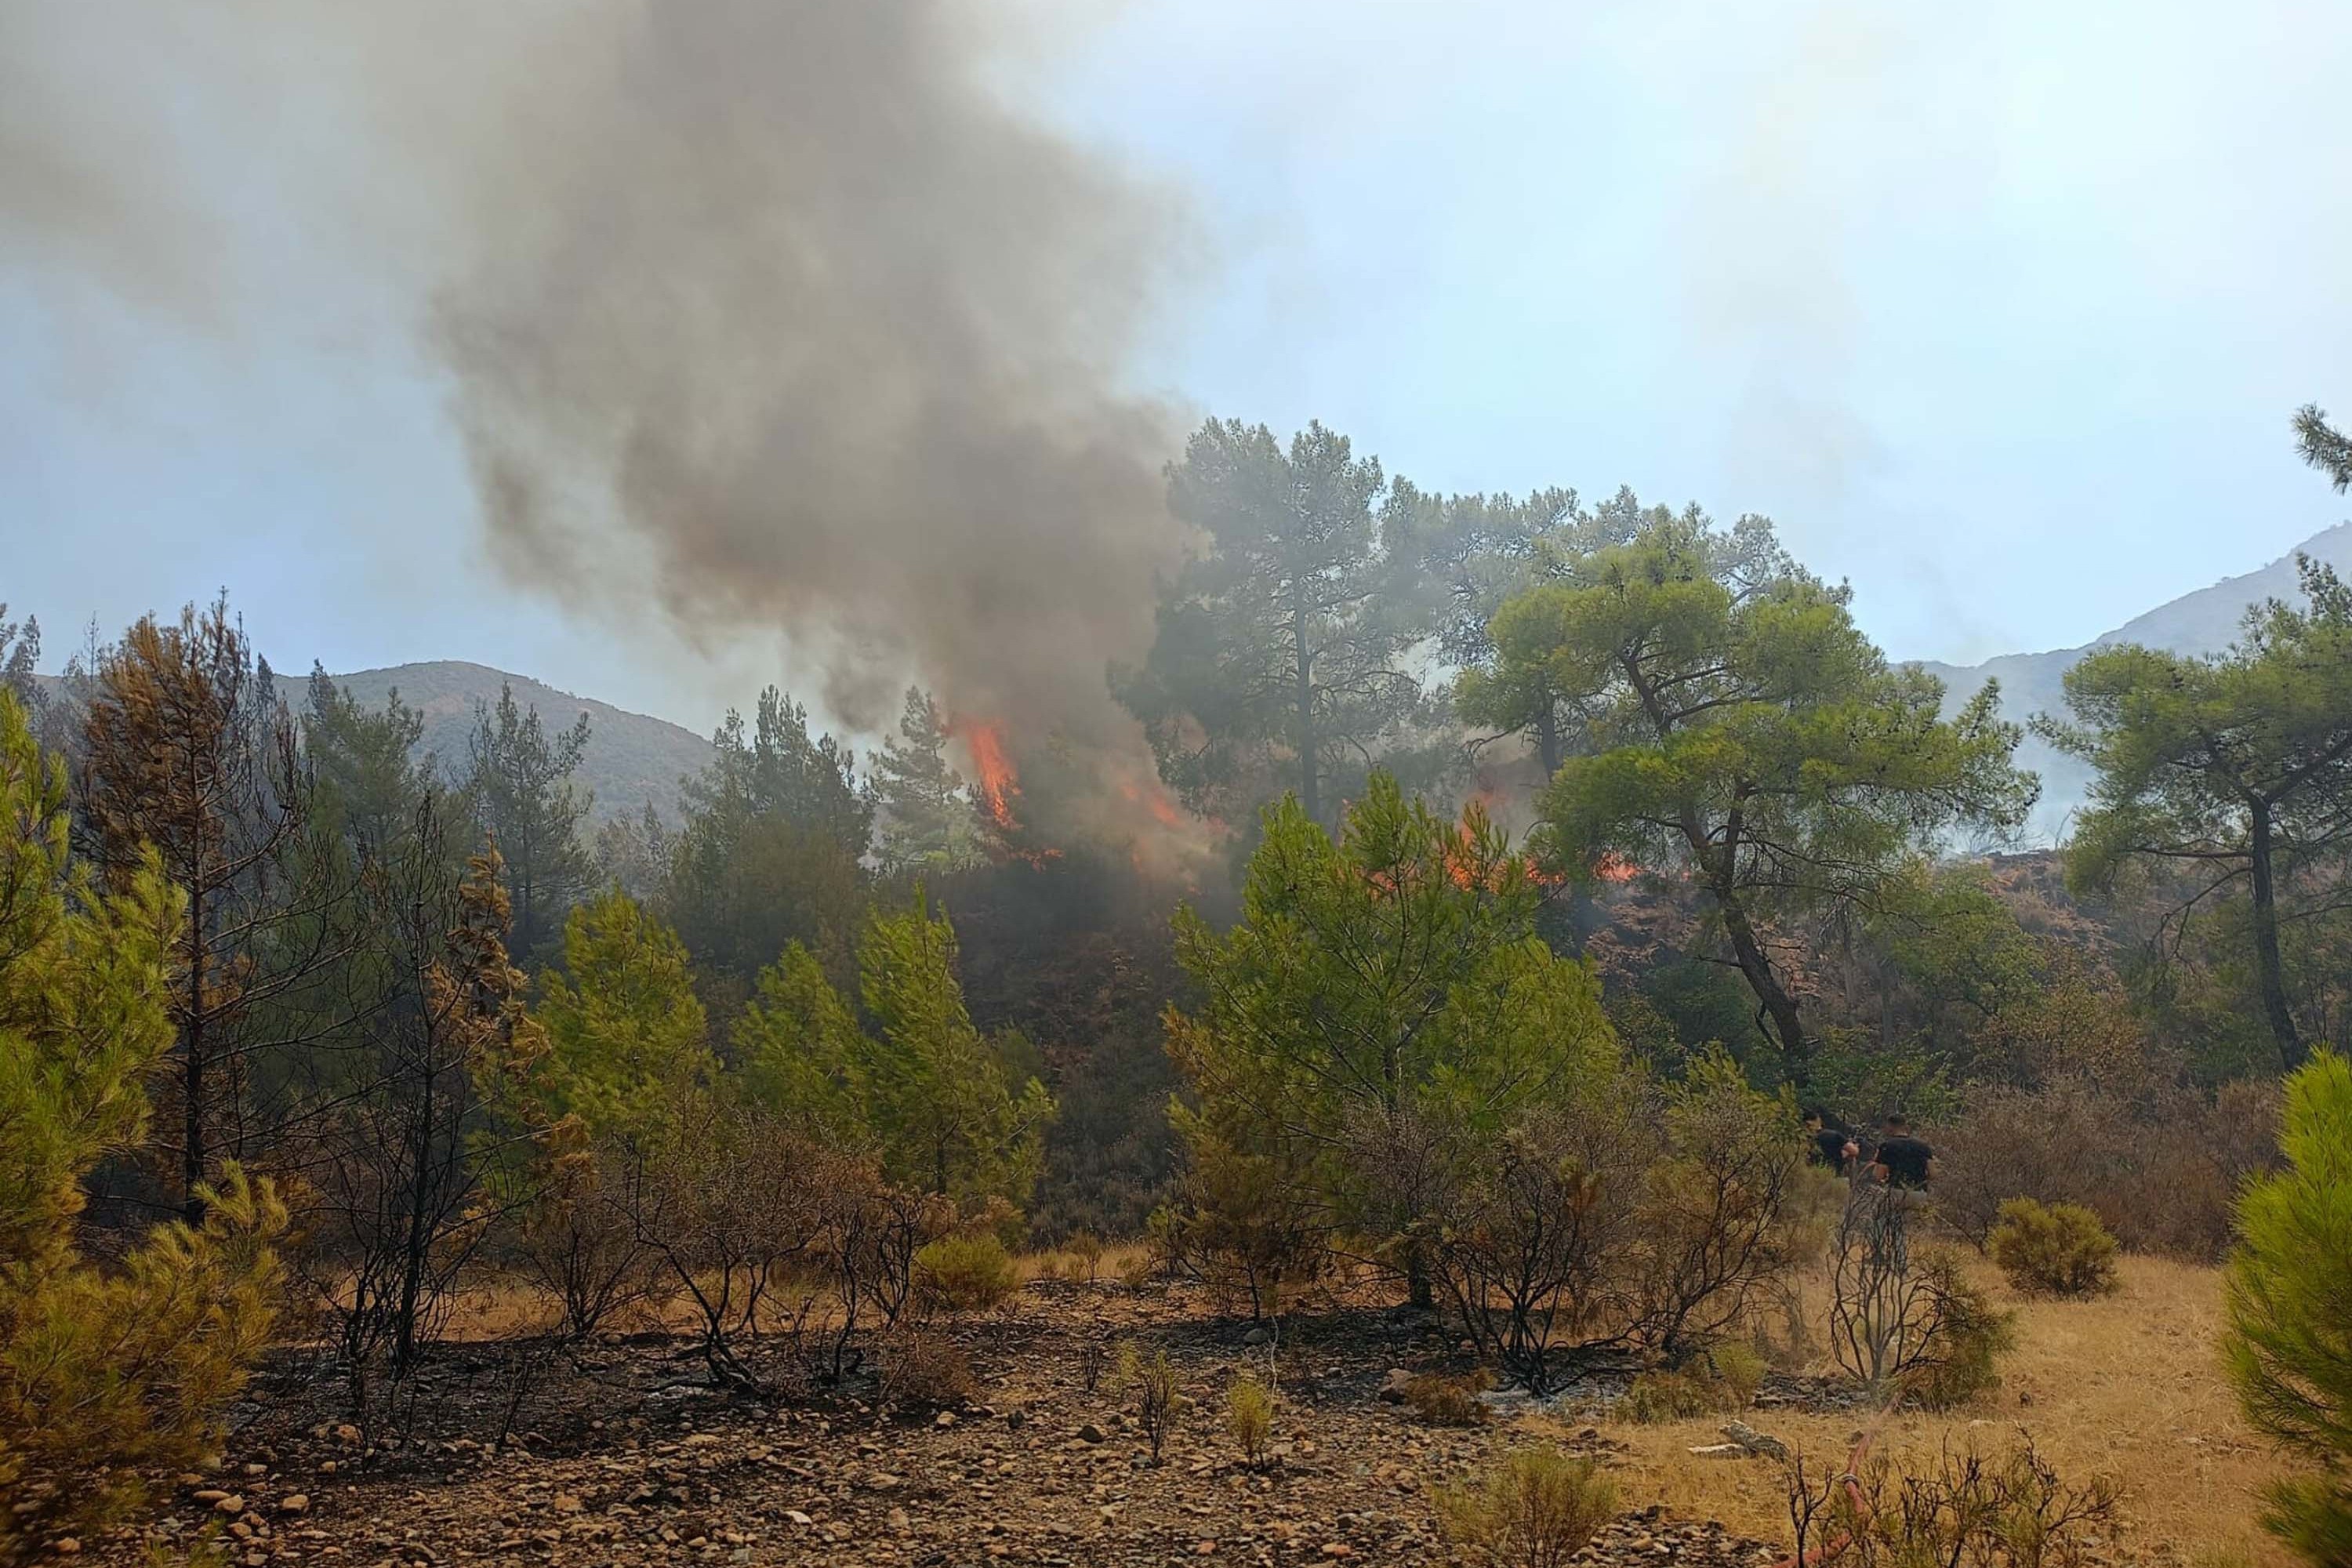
[2248,798,2306,1071]
[1715,883,1812,1083]
[1534,703,1562,779]
[183,874,208,1225]
[1291,598,1318,825]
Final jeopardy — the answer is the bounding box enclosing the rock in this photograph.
[1076,1423,1107,1444]
[552,1494,585,1515]
[1721,1421,1789,1461]
[1687,1443,1748,1460]
[1004,1406,1026,1430]
[784,1511,814,1527]
[935,1411,957,1428]
[887,1507,911,1534]
[278,1496,310,1515]
[333,1425,362,1446]
[1376,1370,1414,1404]
[53,1541,79,1556]
[1242,1328,1271,1347]
[1319,1544,1353,1559]
[215,1495,246,1515]
[192,1490,230,1504]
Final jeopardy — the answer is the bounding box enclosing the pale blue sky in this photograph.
[5,0,2350,740]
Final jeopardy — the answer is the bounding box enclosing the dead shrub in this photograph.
[913,1232,1021,1312]
[1435,1447,1617,1568]
[1076,1337,1108,1393]
[1828,1185,2012,1408]
[1065,1231,1107,1286]
[1406,1370,1494,1427]
[1940,1069,2278,1261]
[880,1332,975,1407]
[1425,1054,1802,1395]
[1787,1435,2119,1566]
[1987,1198,2119,1298]
[1119,1345,1181,1463]
[517,1144,662,1342]
[1619,1341,1765,1422]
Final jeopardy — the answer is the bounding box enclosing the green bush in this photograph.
[1435,1447,1617,1568]
[1119,1345,1181,1463]
[913,1233,1021,1312]
[2226,1051,2352,1564]
[1987,1198,2120,1298]
[1227,1374,1274,1465]
[1907,1257,2014,1410]
[1620,1341,1766,1422]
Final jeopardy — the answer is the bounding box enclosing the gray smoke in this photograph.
[5,0,1194,824]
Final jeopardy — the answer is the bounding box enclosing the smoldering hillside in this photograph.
[3,0,1196,837]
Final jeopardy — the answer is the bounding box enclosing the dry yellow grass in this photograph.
[1527,1253,2281,1566]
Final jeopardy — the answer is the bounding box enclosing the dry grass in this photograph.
[1530,1254,2284,1566]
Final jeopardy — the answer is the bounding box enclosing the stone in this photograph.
[216,1496,247,1515]
[1242,1328,1271,1347]
[1720,1421,1789,1462]
[1319,1544,1353,1559]
[1375,1370,1414,1405]
[552,1494,585,1515]
[935,1411,957,1428]
[279,1496,310,1515]
[53,1541,79,1556]
[1687,1443,1748,1460]
[1076,1423,1107,1444]
[887,1507,911,1534]
[784,1512,814,1528]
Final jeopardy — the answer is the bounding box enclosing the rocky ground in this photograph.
[84,1282,1793,1568]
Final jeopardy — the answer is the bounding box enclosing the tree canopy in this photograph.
[1488,508,2034,1082]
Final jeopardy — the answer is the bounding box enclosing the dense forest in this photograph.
[7,408,2352,1563]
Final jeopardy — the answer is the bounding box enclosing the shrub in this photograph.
[1152,1113,1329,1320]
[1987,1199,2119,1298]
[1077,1338,1108,1394]
[2225,1051,2352,1564]
[1406,1370,1494,1427]
[1119,1345,1181,1463]
[1065,1231,1107,1285]
[1620,1341,1765,1422]
[1227,1374,1274,1465]
[0,693,289,1542]
[913,1233,1022,1312]
[1787,1436,2118,1566]
[1435,1448,1617,1568]
[1940,1069,2278,1262]
[1906,1258,2013,1411]
[1827,1185,2012,1408]
[880,1332,975,1407]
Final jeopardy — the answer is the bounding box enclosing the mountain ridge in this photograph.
[1915,519,2352,839]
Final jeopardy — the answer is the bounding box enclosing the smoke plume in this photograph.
[5,0,1196,839]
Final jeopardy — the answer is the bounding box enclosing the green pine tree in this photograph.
[0,690,289,1539]
[536,891,713,1150]
[2226,1050,2352,1562]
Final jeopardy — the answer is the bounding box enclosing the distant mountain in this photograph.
[328,662,712,826]
[1915,520,2352,841]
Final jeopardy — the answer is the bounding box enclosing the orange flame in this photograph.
[1594,852,1639,884]
[1119,778,1187,830]
[960,720,1018,830]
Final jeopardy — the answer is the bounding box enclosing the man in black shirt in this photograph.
[1871,1112,1933,1194]
[1803,1108,1857,1174]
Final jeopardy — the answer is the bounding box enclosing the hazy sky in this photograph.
[5,0,2350,741]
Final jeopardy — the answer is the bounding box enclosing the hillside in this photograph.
[1915,519,2352,840]
[329,661,711,826]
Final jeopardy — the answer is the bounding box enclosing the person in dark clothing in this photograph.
[1803,1108,1857,1174]
[1871,1112,1934,1193]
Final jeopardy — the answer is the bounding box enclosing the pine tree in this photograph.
[1493,510,2034,1083]
[303,664,431,850]
[535,891,713,1150]
[462,683,594,962]
[858,891,1054,1207]
[2226,1050,2352,1562]
[873,687,979,876]
[734,940,868,1138]
[0,689,289,1540]
[77,597,336,1220]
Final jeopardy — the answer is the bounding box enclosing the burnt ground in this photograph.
[83,1280,1789,1568]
